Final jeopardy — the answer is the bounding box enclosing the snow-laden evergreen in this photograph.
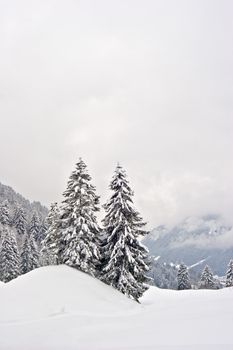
[58,159,101,275]
[0,200,11,226]
[41,202,60,265]
[20,234,40,274]
[12,205,27,235]
[47,202,60,229]
[177,263,191,290]
[38,219,48,243]
[199,265,216,289]
[225,259,233,287]
[101,164,150,302]
[0,227,20,282]
[28,212,41,241]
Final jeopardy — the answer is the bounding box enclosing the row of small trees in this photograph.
[177,262,233,290]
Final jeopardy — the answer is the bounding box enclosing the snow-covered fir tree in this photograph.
[12,205,27,235]
[58,159,101,275]
[101,164,150,302]
[41,202,60,265]
[28,212,41,242]
[177,263,191,290]
[20,234,40,274]
[199,265,216,289]
[37,219,48,243]
[225,259,233,287]
[47,202,59,228]
[0,200,11,226]
[0,227,20,282]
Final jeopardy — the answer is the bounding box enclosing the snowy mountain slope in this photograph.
[0,182,48,221]
[0,265,233,350]
[144,215,233,276]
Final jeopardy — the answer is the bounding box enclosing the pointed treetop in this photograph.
[65,158,92,190]
[109,164,133,196]
[115,163,126,175]
[116,161,122,169]
[77,157,87,170]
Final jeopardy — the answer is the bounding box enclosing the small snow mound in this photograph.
[0,265,137,323]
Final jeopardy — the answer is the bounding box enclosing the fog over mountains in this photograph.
[144,215,233,276]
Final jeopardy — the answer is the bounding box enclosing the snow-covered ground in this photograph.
[0,265,232,350]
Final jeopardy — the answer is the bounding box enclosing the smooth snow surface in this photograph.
[0,265,232,349]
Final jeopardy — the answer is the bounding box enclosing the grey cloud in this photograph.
[171,228,233,250]
[0,0,233,228]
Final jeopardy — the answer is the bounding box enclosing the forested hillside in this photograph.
[0,182,48,221]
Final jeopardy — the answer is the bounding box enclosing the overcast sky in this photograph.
[0,0,233,228]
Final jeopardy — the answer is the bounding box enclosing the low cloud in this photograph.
[0,1,233,228]
[171,227,233,250]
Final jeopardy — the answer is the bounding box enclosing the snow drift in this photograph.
[0,265,136,322]
[0,265,233,350]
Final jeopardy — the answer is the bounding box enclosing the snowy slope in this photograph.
[0,265,233,350]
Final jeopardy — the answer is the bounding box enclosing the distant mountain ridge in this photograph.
[0,182,48,221]
[144,215,233,276]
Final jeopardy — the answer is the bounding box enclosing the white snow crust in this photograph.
[0,265,232,349]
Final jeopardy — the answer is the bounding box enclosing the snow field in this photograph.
[0,265,232,350]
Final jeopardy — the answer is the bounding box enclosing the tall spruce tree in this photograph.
[58,158,101,275]
[199,265,216,289]
[177,263,191,290]
[13,205,27,235]
[0,200,10,226]
[41,202,60,265]
[0,227,20,282]
[225,259,233,287]
[20,234,40,274]
[28,212,40,241]
[101,164,150,302]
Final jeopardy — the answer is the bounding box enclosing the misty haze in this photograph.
[0,1,233,349]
